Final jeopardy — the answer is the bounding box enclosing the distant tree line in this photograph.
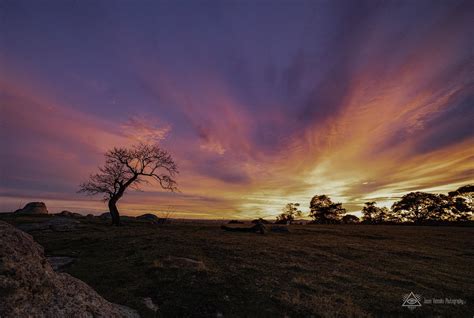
[276,185,473,225]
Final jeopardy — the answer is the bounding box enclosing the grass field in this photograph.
[1,214,473,317]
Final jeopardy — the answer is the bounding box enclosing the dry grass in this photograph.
[1,214,473,317]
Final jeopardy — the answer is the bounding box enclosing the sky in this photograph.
[1,0,473,218]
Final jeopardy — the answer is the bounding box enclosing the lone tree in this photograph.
[79,143,178,225]
[309,195,346,224]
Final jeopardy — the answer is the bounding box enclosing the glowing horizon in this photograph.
[1,1,473,218]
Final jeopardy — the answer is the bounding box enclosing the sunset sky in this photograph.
[1,0,473,218]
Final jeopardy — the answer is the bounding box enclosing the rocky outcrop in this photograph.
[14,202,48,215]
[0,221,140,317]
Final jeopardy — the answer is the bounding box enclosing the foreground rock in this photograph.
[14,202,48,215]
[0,221,140,317]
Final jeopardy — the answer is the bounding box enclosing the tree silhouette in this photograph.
[309,195,346,224]
[276,203,302,224]
[362,202,377,223]
[391,192,451,224]
[362,201,389,224]
[79,143,178,225]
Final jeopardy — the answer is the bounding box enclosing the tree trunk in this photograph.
[107,180,136,226]
[108,198,121,226]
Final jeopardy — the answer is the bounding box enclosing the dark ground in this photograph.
[1,214,473,317]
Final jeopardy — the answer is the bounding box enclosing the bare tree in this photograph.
[79,143,178,225]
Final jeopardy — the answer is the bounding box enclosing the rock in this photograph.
[270,225,290,233]
[136,213,165,224]
[99,212,111,219]
[86,214,94,218]
[47,256,75,271]
[55,210,83,218]
[142,297,159,312]
[163,256,207,271]
[0,221,140,317]
[228,220,244,224]
[17,217,80,232]
[14,202,48,215]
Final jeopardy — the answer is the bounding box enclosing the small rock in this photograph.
[99,212,111,219]
[142,297,159,312]
[136,213,165,224]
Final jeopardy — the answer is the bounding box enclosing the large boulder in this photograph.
[14,202,48,215]
[0,221,140,317]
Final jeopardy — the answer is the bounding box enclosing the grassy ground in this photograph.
[1,214,473,317]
